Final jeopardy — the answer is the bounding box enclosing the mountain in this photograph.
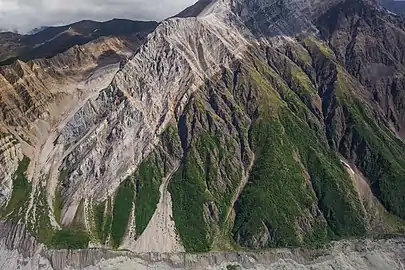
[27,26,49,35]
[1,0,405,268]
[174,0,215,18]
[380,0,405,15]
[0,19,158,65]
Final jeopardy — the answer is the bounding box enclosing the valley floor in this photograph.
[0,237,404,270]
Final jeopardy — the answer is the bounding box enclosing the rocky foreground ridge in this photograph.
[0,0,405,268]
[0,221,404,270]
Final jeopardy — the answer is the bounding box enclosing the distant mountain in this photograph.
[27,26,49,35]
[0,18,158,65]
[380,0,405,15]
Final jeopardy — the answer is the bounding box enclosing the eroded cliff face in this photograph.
[0,0,405,264]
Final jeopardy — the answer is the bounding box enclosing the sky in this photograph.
[0,0,197,33]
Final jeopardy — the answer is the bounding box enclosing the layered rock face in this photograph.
[0,0,405,268]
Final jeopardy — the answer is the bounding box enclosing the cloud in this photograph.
[0,0,196,33]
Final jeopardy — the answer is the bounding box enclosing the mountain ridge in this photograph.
[0,18,158,65]
[0,0,405,268]
[380,0,405,15]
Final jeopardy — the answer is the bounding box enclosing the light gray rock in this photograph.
[56,0,250,231]
[0,234,404,270]
[0,135,22,208]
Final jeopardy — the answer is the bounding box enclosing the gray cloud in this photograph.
[0,0,196,33]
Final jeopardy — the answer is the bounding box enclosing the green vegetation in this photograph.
[110,177,135,248]
[345,99,405,219]
[170,130,242,252]
[248,61,282,114]
[131,123,184,238]
[169,62,364,250]
[233,107,367,247]
[53,169,68,224]
[103,198,113,242]
[303,148,367,237]
[134,158,162,236]
[303,37,334,58]
[2,31,404,253]
[226,264,241,270]
[93,201,106,242]
[332,70,405,220]
[32,188,54,245]
[233,115,325,247]
[276,62,367,239]
[2,156,32,219]
[58,169,69,182]
[292,45,312,65]
[94,154,168,247]
[170,147,213,252]
[23,185,90,250]
[280,102,367,238]
[231,61,367,248]
[50,229,90,249]
[290,66,316,95]
[93,197,113,245]
[53,185,63,224]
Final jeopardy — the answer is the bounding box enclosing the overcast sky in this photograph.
[0,0,197,33]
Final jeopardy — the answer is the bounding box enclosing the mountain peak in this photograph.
[174,0,346,37]
[175,0,217,18]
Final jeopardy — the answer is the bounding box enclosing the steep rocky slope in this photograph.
[0,18,157,252]
[0,0,405,266]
